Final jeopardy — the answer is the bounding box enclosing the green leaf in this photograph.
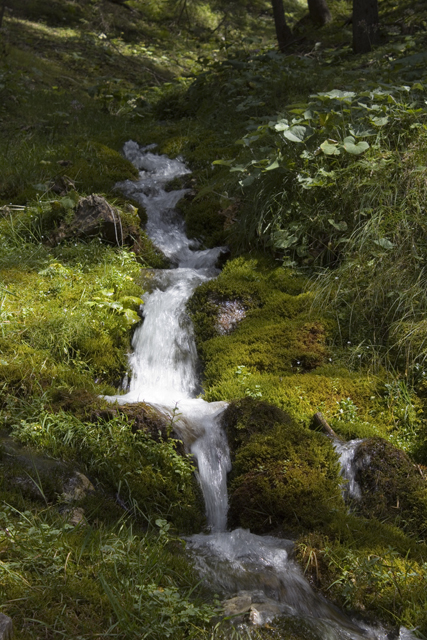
[212,160,233,167]
[274,119,289,132]
[374,238,394,249]
[120,296,143,309]
[349,125,376,137]
[314,90,355,101]
[328,219,348,231]
[343,137,369,155]
[272,231,298,249]
[370,116,389,126]
[320,140,340,155]
[59,197,76,210]
[265,159,280,171]
[240,175,255,187]
[122,308,140,324]
[282,125,309,143]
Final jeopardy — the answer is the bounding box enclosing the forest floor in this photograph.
[2,0,427,638]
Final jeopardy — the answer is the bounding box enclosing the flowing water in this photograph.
[332,438,364,500]
[107,141,416,640]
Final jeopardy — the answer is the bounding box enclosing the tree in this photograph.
[353,0,379,53]
[271,0,294,52]
[271,0,332,52]
[0,0,6,29]
[307,0,331,26]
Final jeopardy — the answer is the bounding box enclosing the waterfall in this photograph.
[106,142,231,532]
[106,141,417,639]
[333,438,364,499]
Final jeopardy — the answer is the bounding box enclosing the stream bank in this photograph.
[103,143,425,639]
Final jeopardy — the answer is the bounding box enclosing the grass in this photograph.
[0,502,214,640]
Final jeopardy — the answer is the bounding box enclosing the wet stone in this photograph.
[249,601,284,625]
[222,594,252,617]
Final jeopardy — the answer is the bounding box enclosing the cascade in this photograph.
[333,438,364,500]
[107,141,416,639]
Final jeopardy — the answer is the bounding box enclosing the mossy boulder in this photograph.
[224,398,344,535]
[176,192,227,248]
[222,397,293,454]
[188,256,329,393]
[0,432,94,507]
[66,141,138,194]
[50,194,129,245]
[351,437,427,539]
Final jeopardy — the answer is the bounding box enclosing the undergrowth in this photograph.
[0,503,214,640]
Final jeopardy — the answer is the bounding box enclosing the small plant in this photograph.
[235,365,262,399]
[335,397,359,422]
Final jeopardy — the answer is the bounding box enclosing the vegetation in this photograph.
[2,0,427,637]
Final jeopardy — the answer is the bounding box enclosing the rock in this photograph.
[0,613,13,640]
[249,601,283,625]
[68,507,86,527]
[215,300,246,335]
[91,402,172,443]
[222,594,252,617]
[351,437,427,536]
[62,472,94,503]
[50,194,124,245]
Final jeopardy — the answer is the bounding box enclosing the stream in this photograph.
[107,141,416,640]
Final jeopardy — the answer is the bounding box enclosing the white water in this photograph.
[107,142,417,639]
[107,141,231,532]
[333,438,364,499]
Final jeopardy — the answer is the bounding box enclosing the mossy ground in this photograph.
[3,0,427,637]
[190,255,427,635]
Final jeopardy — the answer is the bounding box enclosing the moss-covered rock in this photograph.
[66,141,138,194]
[222,397,293,454]
[351,437,427,539]
[224,398,344,535]
[176,192,227,248]
[296,527,427,633]
[188,255,328,389]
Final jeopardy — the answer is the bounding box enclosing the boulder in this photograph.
[51,194,124,245]
[62,472,94,503]
[222,594,252,617]
[351,437,427,537]
[0,613,13,640]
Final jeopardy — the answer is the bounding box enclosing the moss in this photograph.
[350,437,427,539]
[296,528,427,633]
[0,243,143,396]
[66,141,138,195]
[222,397,294,454]
[177,192,227,248]
[225,398,344,535]
[189,255,316,354]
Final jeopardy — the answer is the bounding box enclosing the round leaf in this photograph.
[343,137,369,155]
[282,125,308,143]
[320,140,340,155]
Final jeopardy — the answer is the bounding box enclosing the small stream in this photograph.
[107,141,416,640]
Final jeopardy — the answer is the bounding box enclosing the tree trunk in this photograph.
[0,0,6,29]
[308,0,332,26]
[271,0,293,52]
[353,0,379,54]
